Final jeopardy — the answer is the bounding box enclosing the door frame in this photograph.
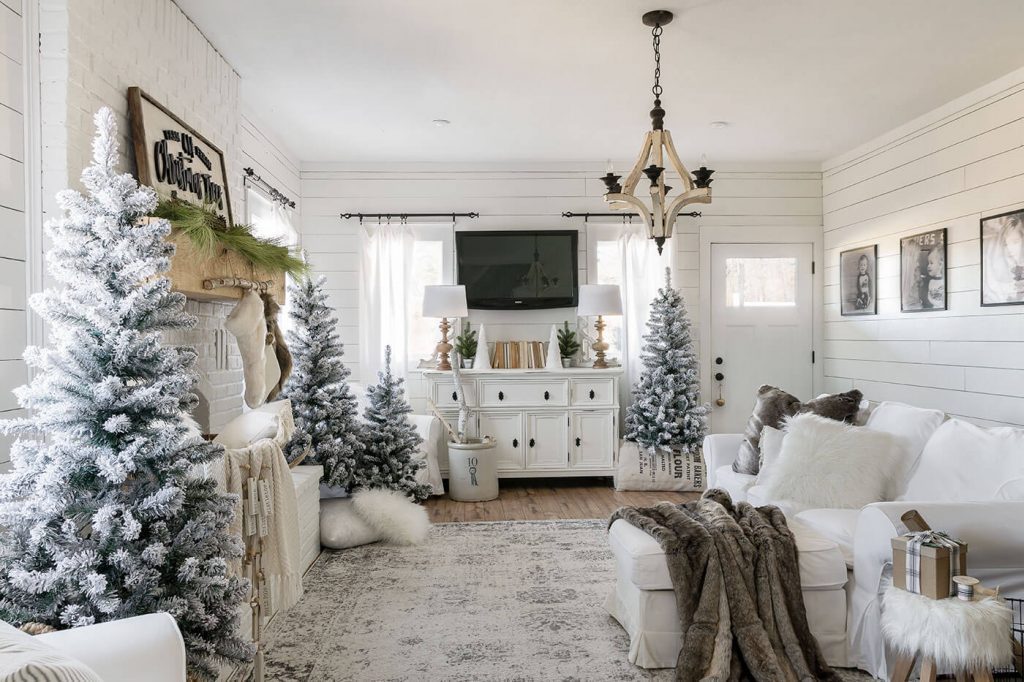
[699,225,824,423]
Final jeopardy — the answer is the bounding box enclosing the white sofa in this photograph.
[703,401,1024,678]
[1,613,186,682]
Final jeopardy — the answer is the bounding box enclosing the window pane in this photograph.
[725,258,797,307]
[409,241,445,362]
[593,240,623,361]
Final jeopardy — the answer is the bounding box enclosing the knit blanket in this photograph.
[610,489,839,682]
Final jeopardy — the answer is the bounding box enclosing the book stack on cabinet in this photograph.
[491,341,546,369]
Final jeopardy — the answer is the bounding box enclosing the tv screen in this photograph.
[456,230,579,309]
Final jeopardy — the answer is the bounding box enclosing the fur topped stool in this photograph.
[881,585,1013,682]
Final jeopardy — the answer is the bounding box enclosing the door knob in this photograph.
[529,438,535,447]
[715,372,725,382]
[715,357,724,365]
[512,438,518,448]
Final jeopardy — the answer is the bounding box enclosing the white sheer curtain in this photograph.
[359,223,416,383]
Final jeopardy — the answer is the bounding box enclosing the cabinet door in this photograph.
[570,411,615,469]
[478,411,524,471]
[525,412,569,469]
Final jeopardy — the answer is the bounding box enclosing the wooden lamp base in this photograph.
[592,315,609,369]
[436,317,453,371]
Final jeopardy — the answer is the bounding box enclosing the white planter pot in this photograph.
[561,357,572,368]
[446,437,498,502]
[463,358,475,369]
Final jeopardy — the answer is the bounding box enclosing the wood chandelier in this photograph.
[601,10,713,255]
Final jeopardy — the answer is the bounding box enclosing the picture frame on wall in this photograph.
[840,245,877,316]
[980,208,1024,306]
[900,228,947,312]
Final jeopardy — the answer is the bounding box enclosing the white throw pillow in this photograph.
[213,410,279,450]
[755,425,786,484]
[901,419,1024,502]
[760,413,903,509]
[865,401,946,498]
[320,498,379,549]
[0,620,103,681]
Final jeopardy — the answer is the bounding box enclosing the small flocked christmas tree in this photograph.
[281,275,363,487]
[0,109,251,680]
[354,346,431,501]
[624,268,708,453]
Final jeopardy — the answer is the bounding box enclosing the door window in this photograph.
[724,257,797,308]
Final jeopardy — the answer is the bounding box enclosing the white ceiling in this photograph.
[176,0,1024,164]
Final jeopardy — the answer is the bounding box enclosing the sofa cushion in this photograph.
[793,508,859,567]
[865,401,945,498]
[734,385,803,475]
[714,465,757,503]
[759,413,903,510]
[755,425,786,484]
[901,419,1024,503]
[746,484,806,517]
[0,620,103,682]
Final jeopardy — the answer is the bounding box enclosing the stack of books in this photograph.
[490,341,546,369]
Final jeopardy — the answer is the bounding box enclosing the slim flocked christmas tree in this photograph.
[0,109,250,679]
[355,346,431,501]
[624,268,708,453]
[281,275,363,487]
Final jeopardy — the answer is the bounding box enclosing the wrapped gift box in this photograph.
[891,534,968,599]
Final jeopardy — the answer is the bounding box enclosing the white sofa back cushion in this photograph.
[901,419,1024,502]
[864,401,945,498]
[760,413,903,509]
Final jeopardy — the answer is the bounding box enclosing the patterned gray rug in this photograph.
[263,520,871,681]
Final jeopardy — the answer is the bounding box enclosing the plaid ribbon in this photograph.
[904,530,963,596]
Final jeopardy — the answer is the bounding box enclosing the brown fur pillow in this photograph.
[733,385,801,475]
[801,389,863,423]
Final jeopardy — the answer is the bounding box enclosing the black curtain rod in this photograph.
[562,211,702,222]
[243,167,296,208]
[340,212,480,223]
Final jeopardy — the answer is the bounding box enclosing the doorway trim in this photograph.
[698,225,824,419]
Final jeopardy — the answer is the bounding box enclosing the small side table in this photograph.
[882,585,1013,682]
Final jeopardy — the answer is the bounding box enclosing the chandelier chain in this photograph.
[651,24,663,99]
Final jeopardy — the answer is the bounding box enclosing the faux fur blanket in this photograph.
[610,489,839,682]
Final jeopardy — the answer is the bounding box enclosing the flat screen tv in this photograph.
[456,230,579,309]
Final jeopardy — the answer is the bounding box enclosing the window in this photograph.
[246,187,300,334]
[407,226,455,365]
[592,240,624,361]
[724,257,797,307]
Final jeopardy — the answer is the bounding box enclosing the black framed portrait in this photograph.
[980,209,1024,306]
[900,228,946,312]
[840,245,877,316]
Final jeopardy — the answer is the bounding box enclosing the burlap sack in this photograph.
[614,440,705,492]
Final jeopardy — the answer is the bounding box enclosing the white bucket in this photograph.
[447,438,499,502]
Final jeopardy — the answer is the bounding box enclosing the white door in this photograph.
[570,411,616,468]
[478,412,524,471]
[710,243,814,433]
[525,412,568,469]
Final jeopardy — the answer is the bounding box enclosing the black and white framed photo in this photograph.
[900,228,946,312]
[980,209,1024,306]
[840,245,877,316]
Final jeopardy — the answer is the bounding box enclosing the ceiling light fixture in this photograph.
[601,10,713,254]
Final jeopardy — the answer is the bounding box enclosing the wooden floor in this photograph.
[424,477,700,523]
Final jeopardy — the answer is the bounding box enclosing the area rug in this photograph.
[263,520,870,681]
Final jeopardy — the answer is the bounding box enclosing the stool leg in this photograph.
[890,655,915,682]
[920,658,937,682]
[971,669,994,682]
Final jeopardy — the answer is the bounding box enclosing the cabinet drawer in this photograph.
[430,379,476,408]
[570,378,616,406]
[479,380,568,407]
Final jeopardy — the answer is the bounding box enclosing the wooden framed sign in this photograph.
[128,87,233,225]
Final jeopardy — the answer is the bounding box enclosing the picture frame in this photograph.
[839,245,877,316]
[900,228,947,312]
[980,208,1024,307]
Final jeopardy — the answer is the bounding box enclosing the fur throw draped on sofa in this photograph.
[609,489,839,682]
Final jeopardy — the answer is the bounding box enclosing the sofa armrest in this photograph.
[703,433,744,488]
[36,613,186,682]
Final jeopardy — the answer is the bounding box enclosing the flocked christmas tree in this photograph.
[281,275,363,487]
[624,268,708,453]
[354,346,432,501]
[0,109,251,679]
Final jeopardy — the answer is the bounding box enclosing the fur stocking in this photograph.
[225,290,268,408]
[262,293,292,401]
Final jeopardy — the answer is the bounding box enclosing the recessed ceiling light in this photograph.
[709,121,729,129]
[432,119,451,127]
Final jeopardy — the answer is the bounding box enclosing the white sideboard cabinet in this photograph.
[422,368,621,478]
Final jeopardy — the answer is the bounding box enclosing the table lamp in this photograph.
[577,284,622,369]
[422,285,468,371]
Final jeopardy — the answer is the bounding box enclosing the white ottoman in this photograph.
[605,518,850,669]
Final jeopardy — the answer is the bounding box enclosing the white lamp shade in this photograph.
[422,285,468,318]
[577,284,622,316]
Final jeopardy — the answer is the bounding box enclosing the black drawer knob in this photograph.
[575,437,581,447]
[512,438,518,448]
[529,438,535,447]
[589,389,596,400]
[543,390,550,401]
[498,390,504,401]
[452,391,458,401]
[715,372,725,382]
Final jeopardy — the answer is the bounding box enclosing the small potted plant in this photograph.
[557,321,580,368]
[453,322,478,369]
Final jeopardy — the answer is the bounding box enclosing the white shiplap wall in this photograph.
[300,161,821,409]
[0,0,25,470]
[821,66,1024,427]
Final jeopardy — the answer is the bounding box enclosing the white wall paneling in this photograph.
[821,65,1024,426]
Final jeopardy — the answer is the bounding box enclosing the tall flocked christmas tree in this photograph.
[624,268,708,453]
[0,109,251,679]
[281,275,363,487]
[355,346,432,502]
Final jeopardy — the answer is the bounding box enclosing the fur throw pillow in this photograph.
[801,389,863,423]
[760,413,902,509]
[733,385,801,475]
[320,488,431,549]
